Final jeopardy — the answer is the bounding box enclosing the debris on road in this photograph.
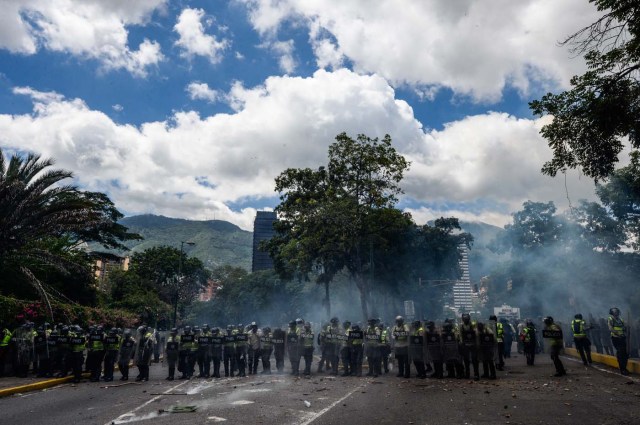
[304,400,311,407]
[159,405,198,413]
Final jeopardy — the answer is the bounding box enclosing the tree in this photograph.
[129,246,208,325]
[530,0,640,181]
[0,148,140,319]
[267,132,411,320]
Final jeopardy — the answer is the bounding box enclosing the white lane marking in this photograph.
[207,416,227,422]
[245,388,271,393]
[104,380,190,425]
[297,385,363,425]
[562,356,640,383]
[231,400,254,405]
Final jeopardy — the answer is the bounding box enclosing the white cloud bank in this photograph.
[240,0,601,101]
[0,70,595,230]
[186,82,219,103]
[0,0,166,76]
[174,8,229,63]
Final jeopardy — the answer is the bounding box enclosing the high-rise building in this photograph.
[452,243,476,312]
[252,211,277,272]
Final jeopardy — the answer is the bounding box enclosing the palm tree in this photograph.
[0,148,140,319]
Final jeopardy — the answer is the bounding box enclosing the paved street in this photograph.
[1,354,639,425]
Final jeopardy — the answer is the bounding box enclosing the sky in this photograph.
[0,0,604,231]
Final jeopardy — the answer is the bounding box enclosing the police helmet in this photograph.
[489,315,497,321]
[170,328,178,334]
[263,327,271,333]
[184,325,192,333]
[368,318,377,325]
[237,323,243,329]
[525,318,534,327]
[574,313,583,320]
[194,326,201,333]
[227,324,233,330]
[330,317,339,324]
[251,321,257,327]
[426,321,435,329]
[97,325,104,332]
[304,321,311,329]
[395,315,404,325]
[610,307,620,316]
[412,320,421,328]
[543,316,554,326]
[108,327,117,335]
[476,322,485,331]
[461,313,471,323]
[212,327,220,334]
[124,329,132,337]
[203,324,210,330]
[377,322,385,329]
[351,323,360,331]
[295,318,304,325]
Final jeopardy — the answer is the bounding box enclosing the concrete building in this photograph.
[252,211,277,272]
[93,252,130,292]
[452,243,477,313]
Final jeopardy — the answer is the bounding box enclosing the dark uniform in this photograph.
[260,327,273,374]
[324,319,342,375]
[365,320,382,377]
[135,327,154,381]
[543,317,566,377]
[392,316,410,378]
[442,321,462,378]
[521,320,537,366]
[69,326,85,383]
[165,329,180,380]
[286,321,301,376]
[197,326,212,378]
[300,322,315,376]
[477,322,496,379]
[87,326,106,382]
[118,331,135,380]
[248,323,261,375]
[458,314,479,380]
[272,327,286,373]
[179,327,196,379]
[223,326,236,377]
[211,328,223,378]
[235,327,248,377]
[102,328,121,381]
[608,308,629,375]
[572,314,593,366]
[425,321,443,379]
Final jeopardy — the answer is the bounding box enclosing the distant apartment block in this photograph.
[252,211,277,272]
[93,252,130,292]
[452,243,476,312]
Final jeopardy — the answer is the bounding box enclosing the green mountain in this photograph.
[114,214,253,270]
[97,215,503,276]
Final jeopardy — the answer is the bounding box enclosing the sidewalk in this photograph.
[0,374,76,397]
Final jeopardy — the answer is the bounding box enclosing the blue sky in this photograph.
[0,0,601,230]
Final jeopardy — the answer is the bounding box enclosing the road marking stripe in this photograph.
[104,380,190,425]
[297,385,363,425]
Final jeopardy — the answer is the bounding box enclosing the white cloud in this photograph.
[112,104,124,112]
[240,0,601,101]
[186,82,219,103]
[174,8,229,63]
[258,39,296,73]
[0,0,165,76]
[0,70,596,230]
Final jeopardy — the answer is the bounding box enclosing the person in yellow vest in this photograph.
[379,322,391,374]
[69,325,86,383]
[348,323,364,377]
[409,320,426,379]
[543,316,566,377]
[135,325,154,381]
[248,322,261,375]
[572,314,593,366]
[88,325,106,382]
[340,321,351,376]
[102,327,121,382]
[0,327,11,377]
[458,313,480,380]
[197,324,212,378]
[608,307,629,375]
[520,319,537,366]
[222,325,236,377]
[300,322,315,376]
[365,318,382,377]
[179,326,196,379]
[392,316,410,378]
[477,322,497,380]
[495,317,506,370]
[286,320,302,376]
[211,327,223,378]
[259,327,273,374]
[235,325,249,377]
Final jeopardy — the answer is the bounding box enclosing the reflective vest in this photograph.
[608,316,625,338]
[300,330,314,348]
[365,326,381,347]
[571,319,587,338]
[89,332,105,351]
[496,323,504,342]
[392,325,410,347]
[260,334,273,349]
[104,335,121,351]
[0,329,12,347]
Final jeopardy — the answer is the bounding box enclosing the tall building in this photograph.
[452,243,476,312]
[252,211,277,272]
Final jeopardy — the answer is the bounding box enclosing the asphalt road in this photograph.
[1,354,639,425]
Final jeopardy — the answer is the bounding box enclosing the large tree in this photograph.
[267,132,413,319]
[0,148,140,319]
[530,0,640,181]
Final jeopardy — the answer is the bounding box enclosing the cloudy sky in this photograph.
[0,0,602,230]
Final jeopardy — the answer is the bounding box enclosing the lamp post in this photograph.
[173,241,195,327]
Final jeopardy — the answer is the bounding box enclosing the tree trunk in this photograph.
[355,274,369,321]
[324,281,331,318]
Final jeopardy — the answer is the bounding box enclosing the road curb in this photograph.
[0,375,77,398]
[564,347,640,373]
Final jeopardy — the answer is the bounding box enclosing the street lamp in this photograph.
[173,241,195,327]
